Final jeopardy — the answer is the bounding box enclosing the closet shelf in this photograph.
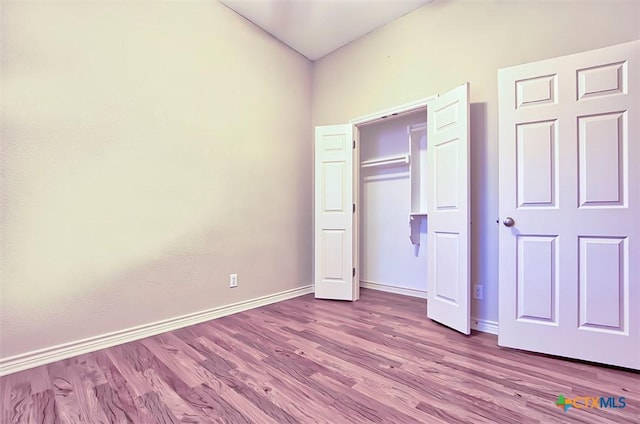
[361,154,409,168]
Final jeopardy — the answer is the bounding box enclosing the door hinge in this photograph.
[353,140,356,149]
[353,268,356,277]
[353,203,356,213]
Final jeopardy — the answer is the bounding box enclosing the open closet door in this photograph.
[426,83,471,334]
[314,125,358,301]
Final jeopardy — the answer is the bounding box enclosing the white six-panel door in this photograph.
[314,125,358,301]
[498,41,639,369]
[426,83,471,334]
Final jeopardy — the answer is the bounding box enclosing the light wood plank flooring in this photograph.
[1,289,638,423]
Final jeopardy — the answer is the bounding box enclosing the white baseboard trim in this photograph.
[0,284,313,377]
[360,280,499,335]
[360,280,427,299]
[471,317,499,335]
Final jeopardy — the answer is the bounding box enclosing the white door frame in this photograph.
[350,96,439,127]
[349,95,438,302]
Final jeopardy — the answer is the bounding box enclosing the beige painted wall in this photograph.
[0,1,312,358]
[312,0,640,322]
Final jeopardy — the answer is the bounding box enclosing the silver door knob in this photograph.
[503,217,515,227]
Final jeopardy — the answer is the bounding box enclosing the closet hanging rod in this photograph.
[360,154,409,168]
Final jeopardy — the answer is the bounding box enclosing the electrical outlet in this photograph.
[473,284,483,300]
[229,273,238,288]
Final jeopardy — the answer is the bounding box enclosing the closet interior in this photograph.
[358,109,429,295]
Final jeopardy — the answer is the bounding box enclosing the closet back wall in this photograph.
[0,1,312,360]
[312,0,640,323]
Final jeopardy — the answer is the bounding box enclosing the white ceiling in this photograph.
[218,0,432,61]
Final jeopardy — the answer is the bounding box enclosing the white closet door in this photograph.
[426,83,471,334]
[314,125,358,301]
[498,41,639,369]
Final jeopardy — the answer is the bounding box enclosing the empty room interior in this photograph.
[1,0,639,423]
